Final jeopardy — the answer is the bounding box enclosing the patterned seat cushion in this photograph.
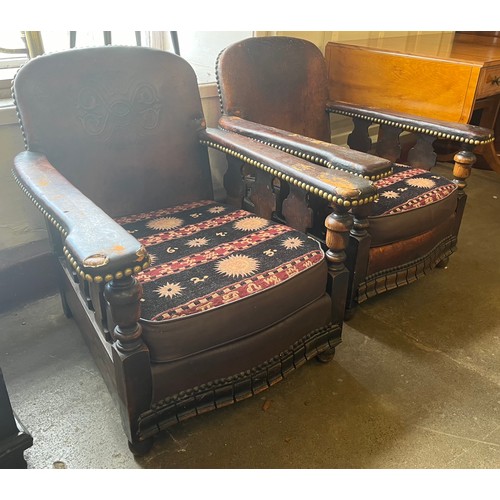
[368,165,458,246]
[115,200,329,362]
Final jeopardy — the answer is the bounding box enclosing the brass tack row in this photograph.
[13,171,69,238]
[214,55,391,182]
[12,171,150,284]
[252,137,393,181]
[215,52,225,115]
[61,245,150,283]
[331,109,495,145]
[12,58,151,284]
[11,73,30,151]
[200,140,378,207]
[148,322,334,410]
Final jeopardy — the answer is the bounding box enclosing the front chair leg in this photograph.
[324,205,353,326]
[104,275,153,454]
[345,205,372,317]
[451,147,476,236]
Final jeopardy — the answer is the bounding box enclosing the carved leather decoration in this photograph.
[77,83,161,140]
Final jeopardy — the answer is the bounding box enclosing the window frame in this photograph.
[0,32,44,101]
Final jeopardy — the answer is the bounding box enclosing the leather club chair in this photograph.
[11,45,379,454]
[216,36,494,315]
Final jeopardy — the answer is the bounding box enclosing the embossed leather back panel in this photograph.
[217,36,331,142]
[13,46,214,217]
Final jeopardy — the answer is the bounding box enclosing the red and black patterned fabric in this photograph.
[371,165,457,217]
[115,200,325,323]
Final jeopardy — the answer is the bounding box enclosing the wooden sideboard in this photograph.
[325,32,500,172]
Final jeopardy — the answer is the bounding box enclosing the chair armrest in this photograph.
[200,127,377,207]
[326,100,495,146]
[218,115,393,181]
[13,151,149,284]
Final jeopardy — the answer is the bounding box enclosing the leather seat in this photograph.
[115,200,328,363]
[368,164,458,246]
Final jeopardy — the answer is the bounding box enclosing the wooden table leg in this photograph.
[476,141,500,173]
[470,95,500,172]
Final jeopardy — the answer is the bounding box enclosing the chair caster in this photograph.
[436,257,449,269]
[128,437,154,456]
[316,346,336,363]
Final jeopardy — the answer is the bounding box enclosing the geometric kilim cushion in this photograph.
[115,200,325,323]
[371,164,457,217]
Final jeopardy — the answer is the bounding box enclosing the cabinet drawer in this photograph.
[477,65,500,98]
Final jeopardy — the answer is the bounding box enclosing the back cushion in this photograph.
[217,36,331,142]
[13,46,213,217]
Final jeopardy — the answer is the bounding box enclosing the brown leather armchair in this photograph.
[216,36,494,315]
[11,45,379,454]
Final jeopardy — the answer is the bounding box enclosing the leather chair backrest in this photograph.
[13,46,213,217]
[217,36,331,142]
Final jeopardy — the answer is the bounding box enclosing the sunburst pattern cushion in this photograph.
[368,165,458,246]
[115,200,326,323]
[372,165,457,216]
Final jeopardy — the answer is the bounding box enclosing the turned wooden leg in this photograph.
[453,148,476,190]
[452,147,476,236]
[324,205,353,325]
[104,276,153,453]
[345,205,372,317]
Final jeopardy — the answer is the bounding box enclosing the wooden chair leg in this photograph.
[324,205,353,325]
[345,205,372,316]
[104,276,153,452]
[452,147,476,236]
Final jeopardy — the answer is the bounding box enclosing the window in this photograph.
[41,31,142,52]
[0,31,254,102]
[174,31,253,84]
[0,31,29,100]
[42,31,254,84]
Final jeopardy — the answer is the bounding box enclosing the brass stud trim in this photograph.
[217,128,393,182]
[12,170,150,284]
[330,108,496,145]
[200,139,377,206]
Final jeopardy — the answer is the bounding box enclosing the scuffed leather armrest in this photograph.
[327,100,495,146]
[219,115,393,181]
[200,127,377,207]
[13,151,150,284]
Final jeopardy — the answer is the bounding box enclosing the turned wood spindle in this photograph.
[104,275,144,353]
[452,148,476,190]
[324,206,353,272]
[350,205,371,239]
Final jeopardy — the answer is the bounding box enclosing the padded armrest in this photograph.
[327,100,495,146]
[13,151,149,284]
[200,127,377,207]
[219,115,393,181]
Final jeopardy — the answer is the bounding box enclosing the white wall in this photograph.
[0,31,452,255]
